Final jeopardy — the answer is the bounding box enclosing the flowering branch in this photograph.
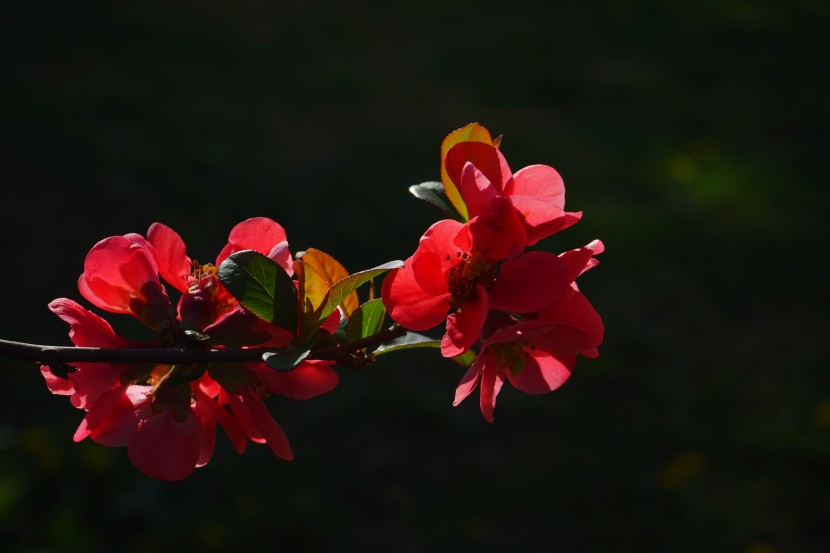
[4,122,605,480]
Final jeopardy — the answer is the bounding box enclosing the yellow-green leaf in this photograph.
[439,122,494,220]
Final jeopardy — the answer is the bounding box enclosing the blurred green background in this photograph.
[1,1,827,551]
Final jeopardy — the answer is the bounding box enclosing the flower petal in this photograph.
[78,236,161,314]
[147,223,191,293]
[203,305,294,347]
[266,241,294,275]
[77,236,174,329]
[453,354,484,406]
[457,161,499,219]
[479,359,504,423]
[441,287,488,357]
[506,351,574,395]
[445,141,513,196]
[128,409,208,480]
[66,363,123,410]
[192,386,247,454]
[466,196,527,261]
[242,392,293,461]
[84,386,143,446]
[505,164,565,208]
[508,195,581,246]
[48,298,128,348]
[381,259,450,331]
[255,360,339,400]
[411,219,463,296]
[535,288,604,353]
[227,393,265,442]
[558,239,604,281]
[216,217,288,266]
[489,251,571,313]
[40,365,75,396]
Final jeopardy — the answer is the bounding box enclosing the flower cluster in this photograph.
[381,123,604,421]
[42,218,341,479]
[38,123,603,479]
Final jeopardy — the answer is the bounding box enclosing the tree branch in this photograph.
[0,325,407,368]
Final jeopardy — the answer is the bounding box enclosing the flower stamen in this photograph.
[188,260,218,289]
[447,251,498,303]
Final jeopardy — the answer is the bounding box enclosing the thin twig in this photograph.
[0,325,407,367]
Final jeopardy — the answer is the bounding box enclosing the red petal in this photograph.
[48,298,127,348]
[255,360,339,400]
[266,241,294,275]
[532,325,594,357]
[489,251,571,313]
[505,164,565,208]
[204,305,294,347]
[227,393,265,442]
[40,365,74,396]
[479,359,504,423]
[535,288,604,352]
[507,351,574,394]
[147,223,191,293]
[466,196,527,260]
[508,196,581,246]
[411,219,463,296]
[445,142,512,195]
[243,392,293,460]
[457,162,499,219]
[320,307,341,334]
[441,288,488,357]
[85,386,143,446]
[195,426,216,468]
[128,410,207,480]
[79,236,161,314]
[216,217,288,265]
[381,260,450,331]
[67,363,122,409]
[453,354,484,406]
[559,240,604,281]
[192,387,247,454]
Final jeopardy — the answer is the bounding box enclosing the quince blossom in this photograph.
[40,298,226,479]
[453,240,604,421]
[42,217,338,479]
[445,141,582,245]
[382,197,573,357]
[77,234,176,330]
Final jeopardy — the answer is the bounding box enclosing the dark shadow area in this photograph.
[1,1,827,551]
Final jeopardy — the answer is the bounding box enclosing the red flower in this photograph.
[41,299,221,480]
[147,217,294,334]
[445,141,582,245]
[201,357,339,460]
[453,240,604,421]
[382,197,573,357]
[146,217,340,457]
[75,383,217,480]
[45,217,340,478]
[77,234,175,330]
[40,298,133,410]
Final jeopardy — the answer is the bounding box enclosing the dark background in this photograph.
[1,1,827,551]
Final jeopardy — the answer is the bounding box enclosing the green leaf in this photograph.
[408,181,456,217]
[318,260,404,321]
[372,331,438,354]
[263,348,311,372]
[217,250,298,333]
[372,331,478,368]
[345,299,387,341]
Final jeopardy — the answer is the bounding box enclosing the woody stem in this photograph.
[0,325,407,368]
